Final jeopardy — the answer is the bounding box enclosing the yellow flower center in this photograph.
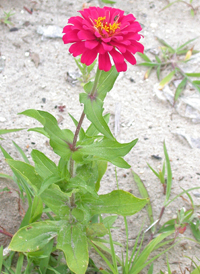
[94,16,120,37]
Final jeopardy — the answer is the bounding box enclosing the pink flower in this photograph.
[63,6,144,72]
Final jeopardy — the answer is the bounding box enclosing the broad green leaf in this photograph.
[164,142,172,203]
[28,127,50,138]
[31,149,58,178]
[97,66,119,101]
[6,159,42,192]
[30,195,43,223]
[57,224,89,274]
[191,265,200,274]
[9,221,59,252]
[20,110,73,160]
[158,69,176,90]
[67,176,98,198]
[86,223,108,238]
[132,171,154,230]
[190,222,200,242]
[40,185,71,217]
[81,190,148,216]
[80,93,114,140]
[75,138,137,162]
[76,163,98,188]
[185,72,200,77]
[174,77,187,102]
[12,141,30,164]
[38,174,62,195]
[84,81,93,94]
[86,113,110,137]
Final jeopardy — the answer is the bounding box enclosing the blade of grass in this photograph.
[137,52,152,62]
[158,69,176,90]
[108,227,118,272]
[0,246,3,273]
[156,37,175,53]
[15,253,24,274]
[0,173,13,180]
[124,217,129,274]
[176,37,199,52]
[166,254,172,274]
[147,264,154,274]
[174,77,187,102]
[132,171,154,231]
[185,72,200,77]
[164,141,172,204]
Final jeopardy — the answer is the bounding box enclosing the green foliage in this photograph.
[0,10,15,26]
[138,37,200,103]
[161,0,199,16]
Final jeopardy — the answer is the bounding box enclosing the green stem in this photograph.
[69,67,102,208]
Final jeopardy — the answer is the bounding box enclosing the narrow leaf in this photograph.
[164,142,172,203]
[0,128,24,135]
[174,77,187,101]
[185,72,200,77]
[12,141,30,164]
[158,70,176,90]
[137,52,152,62]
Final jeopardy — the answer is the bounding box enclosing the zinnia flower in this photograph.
[63,6,144,72]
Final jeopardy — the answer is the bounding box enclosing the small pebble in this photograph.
[42,98,46,103]
[193,192,200,198]
[25,52,30,57]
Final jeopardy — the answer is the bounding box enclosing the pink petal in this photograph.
[127,41,144,54]
[99,53,112,71]
[78,30,95,40]
[109,49,124,64]
[102,42,113,52]
[109,41,126,53]
[114,61,127,72]
[69,42,85,57]
[85,40,99,49]
[62,30,80,44]
[123,51,136,65]
[81,49,97,66]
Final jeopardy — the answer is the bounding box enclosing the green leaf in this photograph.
[97,66,119,101]
[174,78,187,102]
[156,65,161,80]
[137,62,158,67]
[30,195,43,223]
[75,137,137,163]
[130,231,173,273]
[20,110,73,160]
[81,190,148,216]
[6,159,42,192]
[137,52,152,62]
[0,245,3,273]
[31,149,59,178]
[0,128,24,136]
[40,185,70,217]
[80,93,114,140]
[132,171,154,231]
[156,37,175,53]
[86,223,108,238]
[86,113,110,137]
[0,173,13,180]
[57,224,89,274]
[28,127,50,138]
[38,174,62,196]
[100,0,116,4]
[190,222,200,242]
[9,221,59,252]
[12,141,30,164]
[147,264,154,274]
[185,72,200,77]
[15,253,24,274]
[164,142,172,203]
[176,37,199,52]
[67,176,98,198]
[95,160,107,192]
[158,69,176,90]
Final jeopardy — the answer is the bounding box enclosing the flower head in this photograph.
[63,6,144,72]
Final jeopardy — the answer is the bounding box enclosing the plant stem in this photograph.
[69,67,102,207]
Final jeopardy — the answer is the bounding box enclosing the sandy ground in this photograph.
[0,0,200,272]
